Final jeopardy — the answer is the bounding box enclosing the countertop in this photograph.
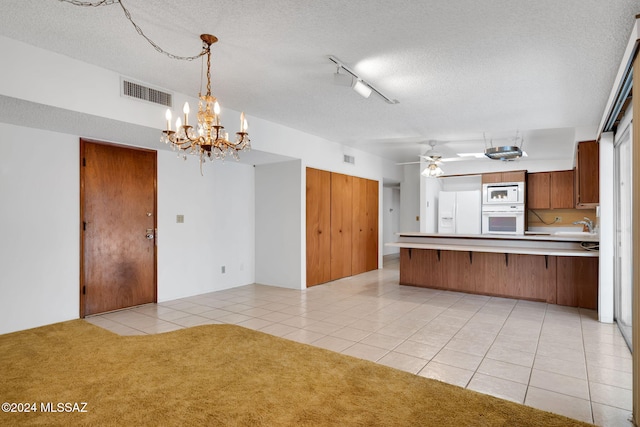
[388,232,599,257]
[395,232,600,243]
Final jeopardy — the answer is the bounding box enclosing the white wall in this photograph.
[0,123,257,334]
[420,177,442,233]
[383,186,401,255]
[598,132,614,323]
[157,153,255,301]
[0,36,403,332]
[0,124,79,334]
[400,164,420,232]
[255,160,302,289]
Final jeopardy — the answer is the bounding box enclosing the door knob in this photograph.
[145,229,154,240]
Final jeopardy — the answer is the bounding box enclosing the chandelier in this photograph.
[161,34,250,171]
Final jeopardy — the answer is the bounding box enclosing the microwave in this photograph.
[482,204,525,235]
[482,182,525,205]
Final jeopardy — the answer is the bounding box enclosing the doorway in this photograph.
[80,139,157,317]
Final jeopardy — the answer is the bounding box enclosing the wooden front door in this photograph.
[80,139,157,316]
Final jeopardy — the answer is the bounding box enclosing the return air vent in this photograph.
[343,154,355,165]
[121,78,172,107]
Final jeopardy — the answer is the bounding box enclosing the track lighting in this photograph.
[328,55,399,104]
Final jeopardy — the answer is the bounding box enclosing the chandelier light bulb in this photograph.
[243,119,248,132]
[165,109,172,131]
[214,101,221,115]
[183,102,190,125]
[176,117,182,130]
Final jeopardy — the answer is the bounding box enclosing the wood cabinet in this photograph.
[574,140,599,208]
[482,170,526,184]
[306,168,378,287]
[400,248,597,308]
[556,257,598,309]
[527,170,574,209]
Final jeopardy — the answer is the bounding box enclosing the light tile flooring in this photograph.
[86,256,633,426]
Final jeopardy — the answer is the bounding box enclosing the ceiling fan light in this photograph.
[421,163,443,177]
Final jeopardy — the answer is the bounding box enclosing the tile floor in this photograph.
[86,256,633,426]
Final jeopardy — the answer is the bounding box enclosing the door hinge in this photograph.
[82,286,86,295]
[83,221,87,231]
[82,158,86,167]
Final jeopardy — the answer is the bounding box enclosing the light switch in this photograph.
[176,214,184,223]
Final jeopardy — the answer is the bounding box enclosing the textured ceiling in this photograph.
[0,0,639,165]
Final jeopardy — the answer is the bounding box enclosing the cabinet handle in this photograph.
[505,253,509,267]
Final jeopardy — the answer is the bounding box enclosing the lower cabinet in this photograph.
[400,248,597,308]
[556,257,599,309]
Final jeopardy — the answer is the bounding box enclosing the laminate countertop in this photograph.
[387,232,599,257]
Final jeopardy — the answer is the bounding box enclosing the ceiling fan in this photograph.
[396,140,480,165]
[397,133,526,173]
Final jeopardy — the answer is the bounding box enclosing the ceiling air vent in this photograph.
[121,78,172,107]
[343,154,355,165]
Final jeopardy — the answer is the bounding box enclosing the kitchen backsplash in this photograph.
[527,208,597,231]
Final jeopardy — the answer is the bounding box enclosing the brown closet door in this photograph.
[351,177,368,275]
[306,168,331,286]
[330,173,353,280]
[81,140,157,316]
[365,179,379,271]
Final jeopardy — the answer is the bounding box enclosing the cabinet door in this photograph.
[575,141,599,208]
[502,171,526,183]
[482,173,503,183]
[330,173,353,280]
[557,257,598,309]
[527,172,550,209]
[550,170,574,209]
[351,177,367,276]
[365,179,379,271]
[306,168,331,286]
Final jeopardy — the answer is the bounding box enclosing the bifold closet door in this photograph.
[330,172,353,280]
[365,178,379,271]
[306,168,331,287]
[351,177,368,275]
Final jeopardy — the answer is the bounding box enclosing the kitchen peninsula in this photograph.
[387,233,599,309]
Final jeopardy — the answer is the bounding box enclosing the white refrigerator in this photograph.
[438,190,482,234]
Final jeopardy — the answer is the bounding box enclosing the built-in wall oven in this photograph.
[482,204,525,235]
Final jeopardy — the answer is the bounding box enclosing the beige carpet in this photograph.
[0,320,592,426]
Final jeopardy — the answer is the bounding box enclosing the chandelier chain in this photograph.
[58,0,207,61]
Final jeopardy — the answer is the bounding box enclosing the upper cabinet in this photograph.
[527,170,574,210]
[481,170,526,184]
[574,140,599,208]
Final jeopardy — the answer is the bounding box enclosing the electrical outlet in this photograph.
[221,266,226,274]
[554,216,562,222]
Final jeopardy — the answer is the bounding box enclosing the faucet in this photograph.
[573,217,594,233]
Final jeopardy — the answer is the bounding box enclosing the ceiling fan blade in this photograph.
[396,161,422,165]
